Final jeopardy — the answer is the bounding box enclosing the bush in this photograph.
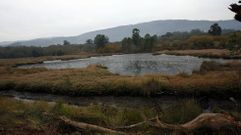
[97,44,121,53]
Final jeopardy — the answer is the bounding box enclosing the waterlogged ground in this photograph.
[20,53,231,75]
[0,91,240,112]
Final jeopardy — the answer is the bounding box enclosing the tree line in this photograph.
[0,23,240,58]
[121,28,158,53]
[0,44,94,58]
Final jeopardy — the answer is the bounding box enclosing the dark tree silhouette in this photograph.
[94,34,109,49]
[63,40,71,45]
[208,23,222,36]
[121,37,132,53]
[86,39,94,45]
[132,28,141,46]
[229,1,241,22]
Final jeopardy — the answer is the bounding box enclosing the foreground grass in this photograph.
[0,97,240,135]
[0,57,240,97]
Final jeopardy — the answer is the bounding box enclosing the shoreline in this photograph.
[153,49,241,60]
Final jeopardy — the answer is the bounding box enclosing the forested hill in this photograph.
[2,19,241,47]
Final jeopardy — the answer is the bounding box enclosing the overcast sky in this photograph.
[0,0,237,42]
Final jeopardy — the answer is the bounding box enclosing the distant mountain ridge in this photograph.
[1,19,241,47]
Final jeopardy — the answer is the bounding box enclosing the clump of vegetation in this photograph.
[96,43,122,53]
[208,23,222,36]
[94,34,110,49]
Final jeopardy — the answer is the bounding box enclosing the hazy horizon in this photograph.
[0,0,237,42]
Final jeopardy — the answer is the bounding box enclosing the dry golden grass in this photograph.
[169,49,229,56]
[168,71,239,93]
[155,49,241,58]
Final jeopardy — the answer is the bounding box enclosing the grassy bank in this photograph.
[0,57,240,98]
[154,49,241,59]
[0,97,240,135]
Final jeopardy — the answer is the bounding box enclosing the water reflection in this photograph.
[20,53,232,76]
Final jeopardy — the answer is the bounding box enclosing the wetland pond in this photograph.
[6,54,240,112]
[20,53,235,75]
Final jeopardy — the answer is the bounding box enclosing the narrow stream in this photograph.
[0,90,240,112]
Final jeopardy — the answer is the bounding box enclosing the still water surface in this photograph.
[20,53,231,75]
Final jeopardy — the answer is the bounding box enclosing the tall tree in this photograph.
[143,34,151,51]
[94,34,109,49]
[208,23,222,36]
[63,40,71,45]
[132,28,141,46]
[143,34,158,51]
[121,37,133,53]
